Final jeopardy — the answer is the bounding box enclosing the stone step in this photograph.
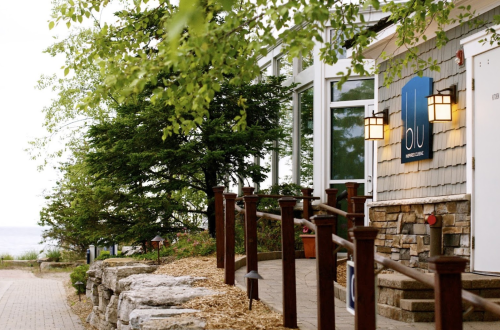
[400,298,500,312]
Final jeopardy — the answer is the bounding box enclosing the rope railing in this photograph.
[215,185,500,330]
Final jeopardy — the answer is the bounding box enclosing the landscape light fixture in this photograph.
[364,108,389,140]
[151,235,165,265]
[244,270,264,310]
[75,281,84,302]
[427,84,457,123]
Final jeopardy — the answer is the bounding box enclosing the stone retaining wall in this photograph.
[369,199,471,271]
[86,258,213,330]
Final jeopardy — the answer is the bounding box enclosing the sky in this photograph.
[0,1,121,227]
[0,1,63,227]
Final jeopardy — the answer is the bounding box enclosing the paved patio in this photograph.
[235,259,500,330]
[0,270,84,330]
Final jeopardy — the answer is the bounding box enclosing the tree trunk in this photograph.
[206,188,216,238]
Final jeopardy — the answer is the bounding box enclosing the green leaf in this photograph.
[49,21,55,30]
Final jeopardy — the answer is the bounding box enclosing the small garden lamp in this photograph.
[364,108,388,140]
[244,270,263,310]
[427,84,457,123]
[151,235,164,265]
[75,281,84,302]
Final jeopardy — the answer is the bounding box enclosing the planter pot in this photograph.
[300,234,316,259]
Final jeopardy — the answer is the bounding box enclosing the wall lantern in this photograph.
[426,84,457,123]
[364,108,389,140]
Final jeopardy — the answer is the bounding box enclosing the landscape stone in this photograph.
[140,317,206,330]
[129,309,199,329]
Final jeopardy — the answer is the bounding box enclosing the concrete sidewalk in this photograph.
[235,259,500,330]
[0,270,84,330]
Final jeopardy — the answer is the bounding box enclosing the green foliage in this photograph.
[96,250,125,261]
[70,264,89,294]
[61,250,86,262]
[45,248,62,262]
[139,231,215,260]
[45,0,497,134]
[17,250,39,260]
[0,253,14,261]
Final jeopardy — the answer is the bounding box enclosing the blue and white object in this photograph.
[346,260,355,315]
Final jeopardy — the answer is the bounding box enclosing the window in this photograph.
[278,97,293,183]
[300,87,314,187]
[277,55,293,81]
[330,29,347,60]
[301,50,314,71]
[331,107,365,180]
[331,79,375,102]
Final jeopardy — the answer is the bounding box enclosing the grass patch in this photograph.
[17,250,39,260]
[45,248,62,262]
[0,253,14,260]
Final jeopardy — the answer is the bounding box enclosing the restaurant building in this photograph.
[256,0,500,275]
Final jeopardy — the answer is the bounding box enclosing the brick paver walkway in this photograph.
[0,270,84,330]
[235,259,500,330]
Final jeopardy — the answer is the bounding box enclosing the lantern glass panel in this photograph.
[369,124,384,140]
[435,103,452,121]
[435,95,443,104]
[442,95,451,104]
[428,104,435,122]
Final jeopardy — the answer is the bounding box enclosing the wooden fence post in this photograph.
[346,183,360,262]
[213,186,225,269]
[312,215,336,330]
[244,194,259,300]
[279,197,298,329]
[241,187,254,250]
[223,193,237,285]
[325,188,338,282]
[351,227,378,330]
[351,196,367,227]
[301,188,314,220]
[428,256,467,330]
[242,187,255,196]
[345,182,359,213]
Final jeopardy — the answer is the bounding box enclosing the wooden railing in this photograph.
[213,185,500,330]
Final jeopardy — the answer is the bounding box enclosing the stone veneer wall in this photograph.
[369,198,471,272]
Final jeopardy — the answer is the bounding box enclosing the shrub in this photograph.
[95,250,125,261]
[137,230,216,261]
[45,248,62,262]
[70,264,89,294]
[61,250,85,262]
[17,250,39,260]
[0,253,14,261]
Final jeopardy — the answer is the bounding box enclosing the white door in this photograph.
[473,46,500,274]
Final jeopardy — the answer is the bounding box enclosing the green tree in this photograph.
[46,0,492,135]
[86,76,291,237]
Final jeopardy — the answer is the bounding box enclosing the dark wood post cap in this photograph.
[243,194,259,202]
[278,197,297,207]
[242,187,255,195]
[213,186,225,192]
[351,196,367,203]
[428,256,467,273]
[325,188,338,195]
[301,188,314,195]
[350,227,378,240]
[345,182,360,188]
[223,193,237,200]
[311,214,336,226]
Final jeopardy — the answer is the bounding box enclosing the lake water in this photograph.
[0,226,56,258]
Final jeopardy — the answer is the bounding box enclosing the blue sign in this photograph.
[401,77,433,163]
[346,260,355,315]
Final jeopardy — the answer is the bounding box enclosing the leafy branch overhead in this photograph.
[47,0,500,134]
